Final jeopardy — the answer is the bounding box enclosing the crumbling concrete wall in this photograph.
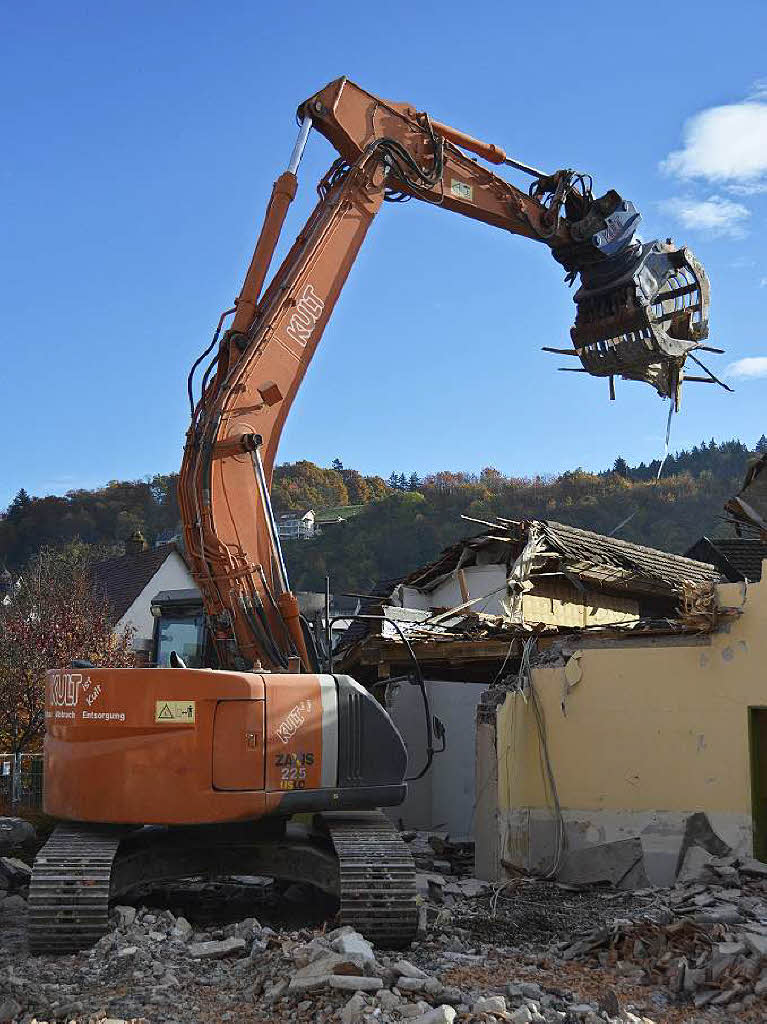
[478,576,764,886]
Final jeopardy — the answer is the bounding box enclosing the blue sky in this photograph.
[2,1,766,509]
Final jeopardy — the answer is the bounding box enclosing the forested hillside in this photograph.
[0,440,757,591]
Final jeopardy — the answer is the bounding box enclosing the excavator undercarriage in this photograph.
[29,811,417,953]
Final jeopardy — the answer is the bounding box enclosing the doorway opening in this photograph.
[748,708,767,861]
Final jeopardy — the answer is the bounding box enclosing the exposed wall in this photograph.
[385,678,488,837]
[421,565,638,628]
[429,566,507,615]
[116,552,198,649]
[481,576,763,885]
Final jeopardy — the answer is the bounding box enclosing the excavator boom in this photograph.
[178,76,714,676]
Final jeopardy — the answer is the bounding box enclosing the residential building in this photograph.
[92,534,198,664]
[337,517,724,853]
[277,510,316,540]
[686,536,767,583]
[276,505,366,541]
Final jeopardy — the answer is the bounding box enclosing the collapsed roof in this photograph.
[725,453,767,534]
[337,517,723,678]
[405,517,719,599]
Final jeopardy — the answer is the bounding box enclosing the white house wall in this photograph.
[385,678,488,837]
[116,552,198,648]
[429,565,507,615]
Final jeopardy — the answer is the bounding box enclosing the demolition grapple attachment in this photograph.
[546,186,717,408]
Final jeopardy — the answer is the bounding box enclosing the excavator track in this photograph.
[28,813,417,954]
[28,824,124,954]
[322,810,418,949]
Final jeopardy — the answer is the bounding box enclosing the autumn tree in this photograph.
[0,543,135,754]
[339,469,371,505]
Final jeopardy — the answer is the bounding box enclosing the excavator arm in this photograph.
[178,77,716,674]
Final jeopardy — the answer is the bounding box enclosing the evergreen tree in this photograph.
[408,472,420,491]
[387,472,401,490]
[6,489,31,520]
[613,458,630,478]
[756,434,767,454]
[331,458,344,472]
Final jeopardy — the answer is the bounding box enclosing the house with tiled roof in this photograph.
[92,532,198,663]
[686,536,767,583]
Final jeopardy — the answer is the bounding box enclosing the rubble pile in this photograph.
[558,853,767,1014]
[0,901,664,1024]
[405,833,475,877]
[1,816,765,1022]
[0,818,34,963]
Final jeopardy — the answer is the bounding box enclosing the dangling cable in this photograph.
[656,399,674,480]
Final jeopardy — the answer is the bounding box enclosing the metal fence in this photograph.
[0,753,44,812]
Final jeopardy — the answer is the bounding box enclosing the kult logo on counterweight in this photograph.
[49,672,81,708]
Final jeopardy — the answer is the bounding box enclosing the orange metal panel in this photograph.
[43,668,267,824]
[265,676,323,793]
[212,700,265,791]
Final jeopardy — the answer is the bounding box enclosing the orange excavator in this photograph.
[30,78,716,952]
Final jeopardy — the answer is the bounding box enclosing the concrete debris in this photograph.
[472,992,507,1012]
[559,851,767,1012]
[557,838,650,890]
[404,831,476,875]
[410,1007,456,1024]
[330,929,375,961]
[170,915,193,941]
[676,844,715,884]
[2,827,766,1023]
[328,974,383,991]
[394,958,428,978]
[0,818,36,854]
[187,936,246,959]
[114,905,137,929]
[674,811,732,878]
[0,855,31,898]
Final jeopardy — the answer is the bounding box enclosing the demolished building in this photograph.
[337,517,730,874]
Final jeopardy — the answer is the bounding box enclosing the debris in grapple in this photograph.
[545,185,720,408]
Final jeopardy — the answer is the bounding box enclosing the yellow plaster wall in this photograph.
[522,579,639,628]
[497,577,763,823]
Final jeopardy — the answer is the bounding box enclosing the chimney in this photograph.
[125,530,148,557]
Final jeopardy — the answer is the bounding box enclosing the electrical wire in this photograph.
[327,612,441,780]
[518,638,566,879]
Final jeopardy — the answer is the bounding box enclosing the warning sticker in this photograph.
[155,700,196,724]
[450,179,473,202]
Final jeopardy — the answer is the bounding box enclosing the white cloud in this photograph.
[727,182,767,196]
[726,357,767,379]
[761,277,767,288]
[660,91,767,183]
[657,195,750,237]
